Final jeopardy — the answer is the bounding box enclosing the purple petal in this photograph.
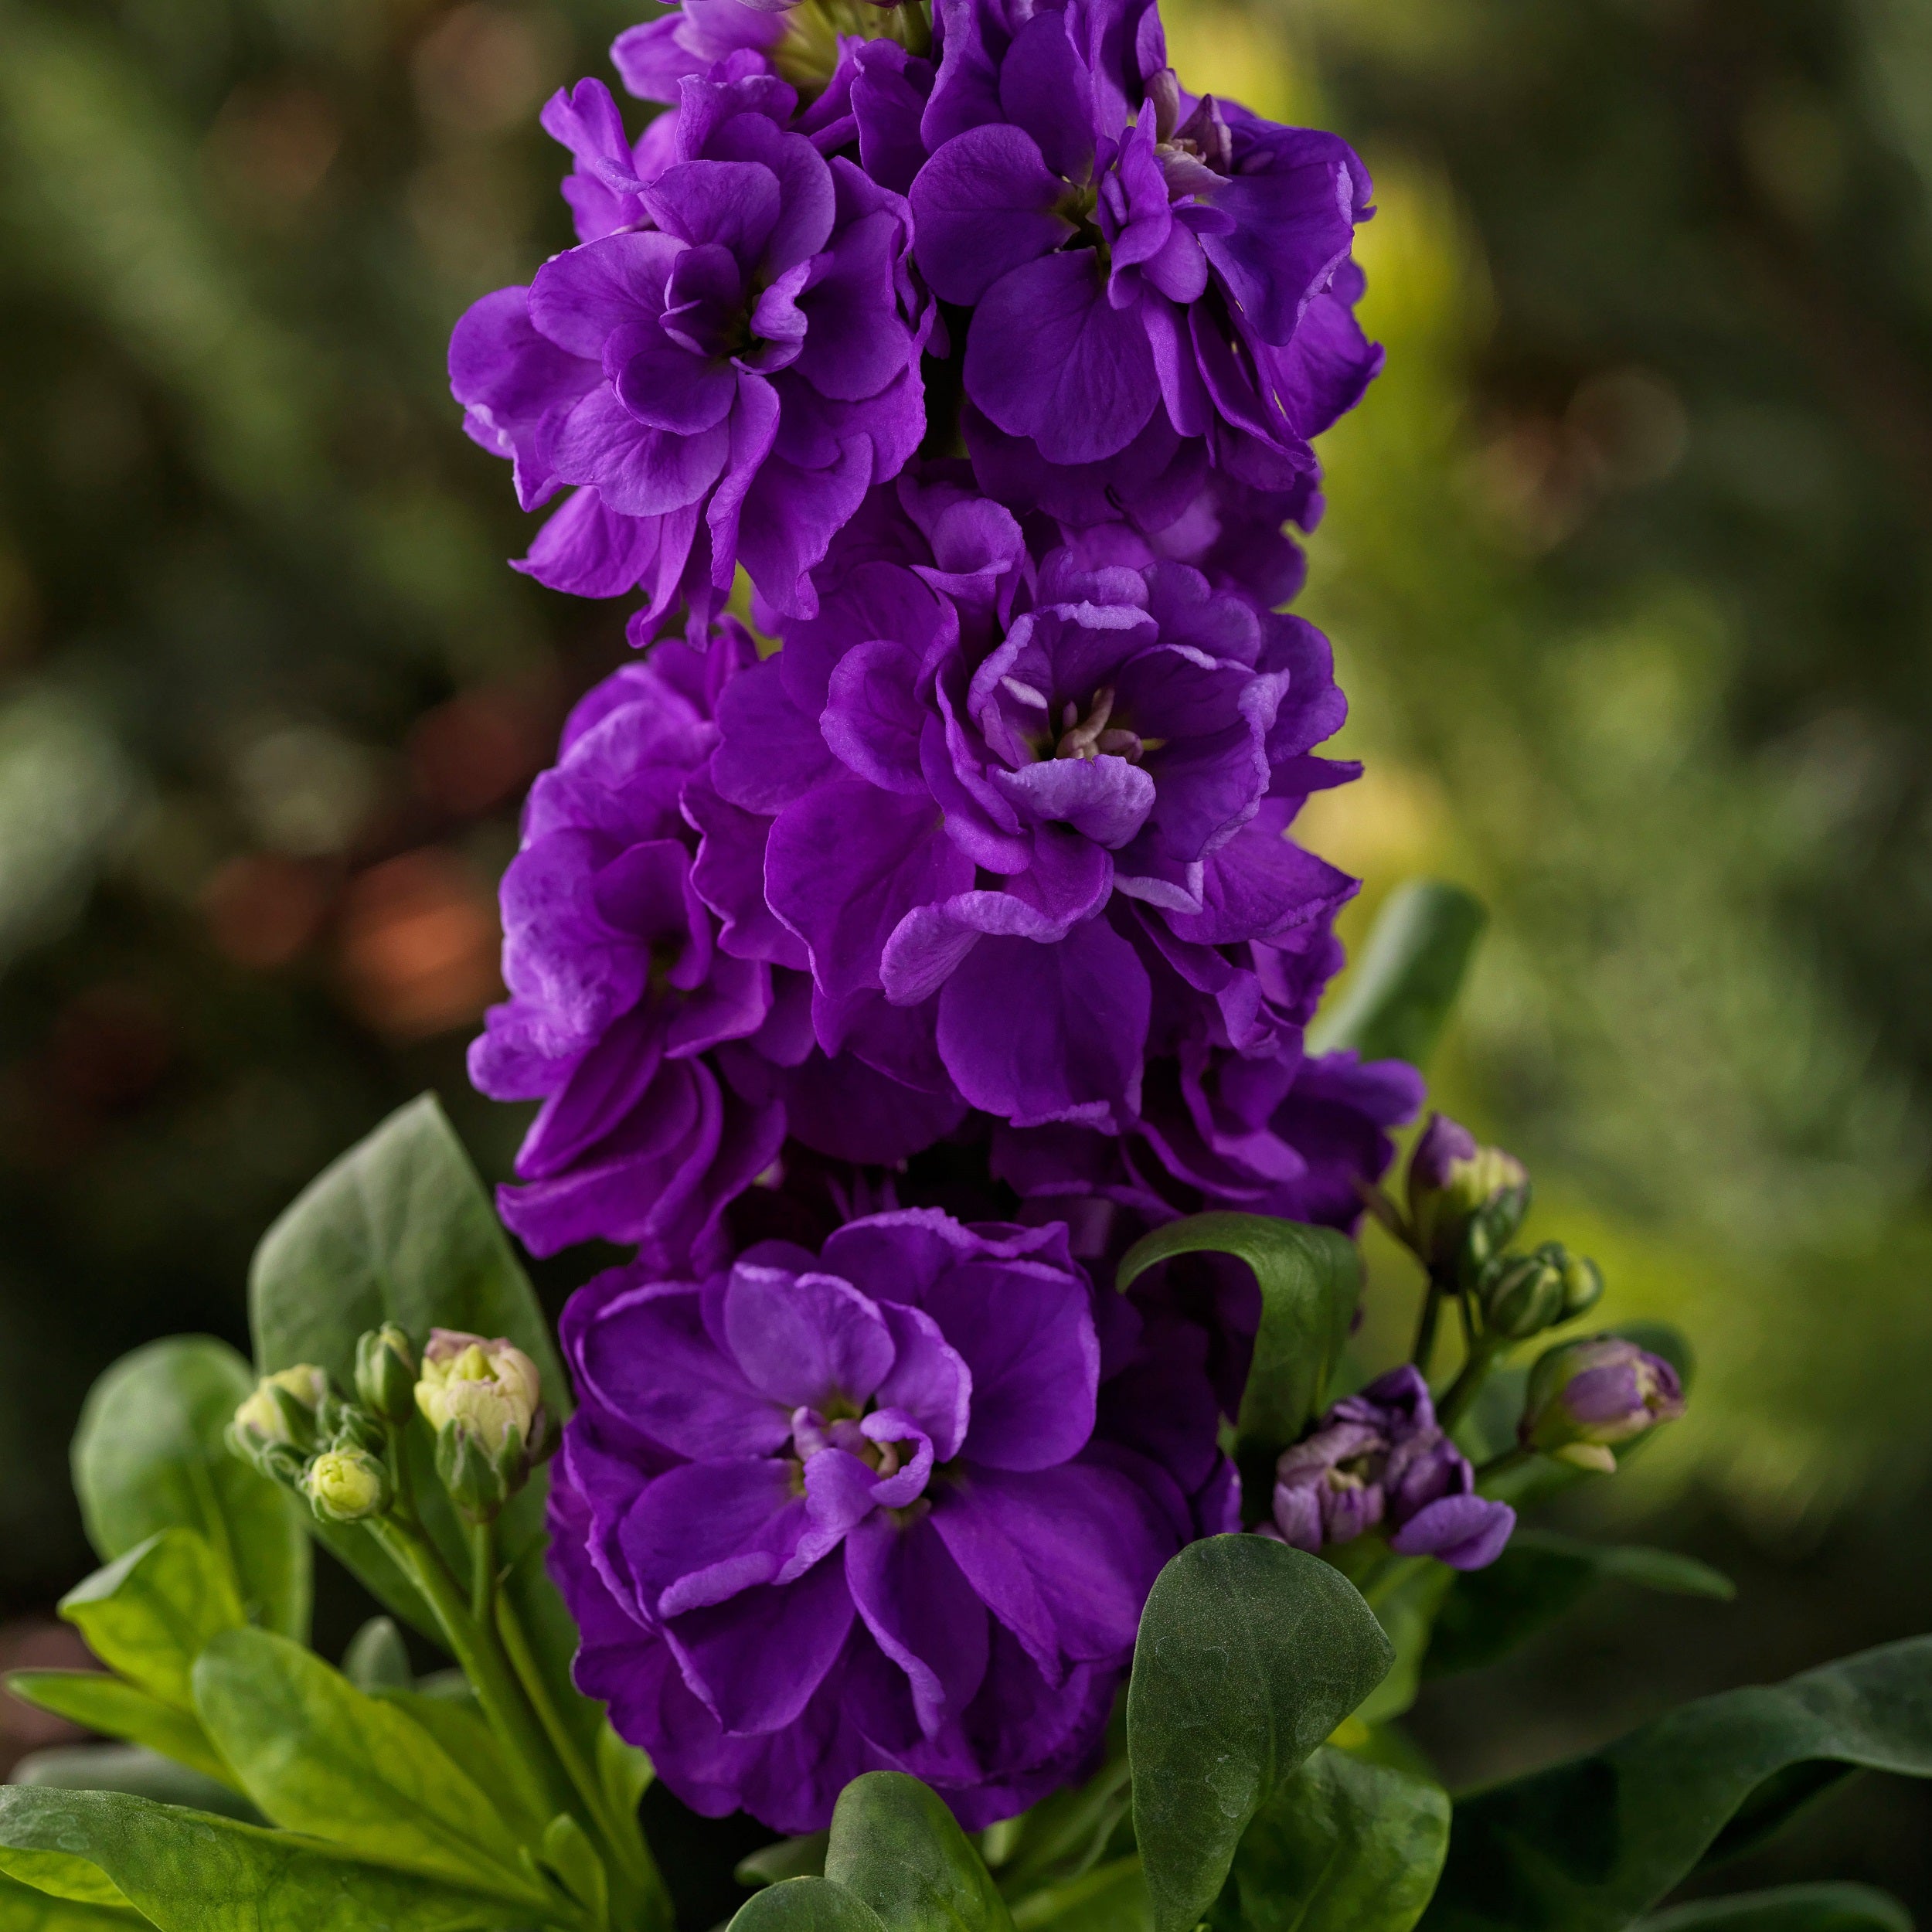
[723,1261,896,1409]
[622,1458,809,1614]
[874,1301,972,1462]
[996,12,1095,182]
[910,124,1073,308]
[991,757,1155,849]
[822,639,928,793]
[1388,1495,1517,1571]
[645,158,782,264]
[845,1516,991,1739]
[529,231,681,359]
[553,386,730,516]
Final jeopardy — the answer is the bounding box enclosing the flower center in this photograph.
[771,0,932,96]
[1054,687,1147,762]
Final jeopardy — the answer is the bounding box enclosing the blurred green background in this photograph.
[1,0,1930,1907]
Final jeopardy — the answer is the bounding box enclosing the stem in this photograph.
[1361,1553,1430,1610]
[1411,1274,1447,1372]
[1475,1445,1535,1488]
[497,1593,672,1932]
[1436,1336,1502,1435]
[369,1518,570,1830]
[471,1519,497,1628]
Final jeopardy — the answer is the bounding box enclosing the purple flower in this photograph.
[694,471,1361,1134]
[1269,1366,1514,1572]
[1521,1336,1686,1470]
[547,1207,1235,1830]
[910,0,1380,482]
[449,67,931,642]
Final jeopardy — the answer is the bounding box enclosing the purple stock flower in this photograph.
[910,0,1381,484]
[450,65,931,642]
[548,1207,1235,1830]
[1270,1366,1515,1572]
[694,470,1362,1134]
[1521,1336,1686,1469]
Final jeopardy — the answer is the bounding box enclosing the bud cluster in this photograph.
[226,1324,552,1530]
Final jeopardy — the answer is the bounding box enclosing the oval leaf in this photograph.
[1637,1886,1913,1932]
[1204,1747,1448,1932]
[190,1628,541,1905]
[1307,880,1486,1068]
[1421,1635,1932,1931]
[1119,1216,1359,1516]
[0,1787,535,1932]
[6,1673,230,1791]
[1128,1536,1394,1932]
[60,1531,243,1716]
[824,1774,1013,1932]
[71,1338,308,1644]
[730,1877,890,1932]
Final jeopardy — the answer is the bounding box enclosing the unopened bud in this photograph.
[1483,1243,1569,1340]
[355,1325,418,1424]
[416,1330,549,1524]
[302,1447,391,1523]
[1521,1335,1686,1466]
[1560,1252,1604,1321]
[230,1365,329,1470]
[1406,1114,1530,1274]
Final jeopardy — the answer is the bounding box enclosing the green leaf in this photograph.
[1429,1533,1734,1677]
[5,1675,230,1790]
[0,1869,148,1929]
[596,1721,652,1825]
[738,1837,831,1889]
[342,1616,412,1693]
[730,1877,889,1932]
[1009,1859,1149,1932]
[1354,1560,1456,1727]
[1204,1747,1448,1932]
[1117,1215,1360,1514]
[376,1688,543,1840]
[821,1774,1014,1932]
[538,1815,607,1923]
[60,1531,244,1716]
[70,1338,308,1645]
[1636,1886,1912,1932]
[992,1717,1130,1900]
[1128,1536,1395,1932]
[1307,881,1487,1068]
[10,1747,257,1824]
[190,1628,543,1905]
[1420,1635,1932,1931]
[0,1788,539,1932]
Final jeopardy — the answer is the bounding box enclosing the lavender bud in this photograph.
[1520,1335,1686,1468]
[1406,1113,1530,1274]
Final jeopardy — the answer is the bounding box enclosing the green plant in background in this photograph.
[0,894,1920,1932]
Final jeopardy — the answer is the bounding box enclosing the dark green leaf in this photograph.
[1637,1885,1912,1932]
[1009,1859,1148,1932]
[190,1628,543,1906]
[0,1869,148,1929]
[1421,1635,1932,1931]
[342,1616,412,1692]
[1128,1536,1395,1932]
[1117,1215,1360,1514]
[737,1838,830,1889]
[70,1338,308,1645]
[5,1675,229,1790]
[1306,881,1487,1069]
[1204,1747,1448,1932]
[0,1788,538,1932]
[376,1688,542,1840]
[11,1747,257,1824]
[59,1532,243,1716]
[729,1877,889,1932]
[1430,1533,1733,1677]
[823,1773,1014,1932]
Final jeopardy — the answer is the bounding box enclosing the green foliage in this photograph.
[0,1869,148,1929]
[1117,1216,1360,1514]
[71,1338,309,1644]
[1203,1748,1449,1932]
[4,1675,230,1791]
[11,1745,257,1823]
[824,1776,1015,1932]
[0,1789,544,1931]
[1127,1536,1394,1932]
[60,1531,243,1715]
[342,1615,412,1693]
[1007,1860,1148,1932]
[1636,1886,1913,1932]
[1429,1532,1734,1676]
[733,1878,891,1932]
[1307,881,1486,1068]
[1422,1637,1932,1931]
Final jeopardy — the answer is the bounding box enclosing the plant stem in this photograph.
[1412,1273,1449,1372]
[1436,1336,1502,1434]
[1474,1445,1536,1488]
[470,1519,497,1627]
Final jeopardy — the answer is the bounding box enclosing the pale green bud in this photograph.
[416,1329,549,1524]
[230,1365,329,1464]
[355,1325,419,1424]
[302,1447,390,1523]
[1406,1114,1530,1274]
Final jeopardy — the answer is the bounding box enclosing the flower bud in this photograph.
[301,1447,391,1523]
[415,1330,549,1523]
[1560,1252,1604,1321]
[355,1325,419,1425]
[1406,1114,1529,1274]
[1520,1335,1686,1468]
[229,1365,329,1469]
[1482,1243,1569,1340]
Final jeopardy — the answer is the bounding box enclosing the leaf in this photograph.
[190,1628,543,1906]
[342,1617,412,1693]
[5,1675,229,1791]
[992,1719,1130,1900]
[376,1688,542,1840]
[821,1774,1014,1932]
[1128,1536,1395,1932]
[60,1532,244,1716]
[737,1836,829,1889]
[596,1720,652,1825]
[1636,1885,1912,1932]
[1009,1859,1149,1932]
[539,1814,607,1923]
[1420,1635,1932,1931]
[0,1869,148,1930]
[729,1877,889,1932]
[0,1788,538,1932]
[10,1746,258,1824]
[1117,1216,1360,1515]
[1203,1747,1448,1932]
[1354,1561,1455,1728]
[1307,881,1487,1069]
[1429,1533,1734,1678]
[70,1338,308,1645]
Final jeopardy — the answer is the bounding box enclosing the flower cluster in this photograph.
[456,0,1444,1835]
